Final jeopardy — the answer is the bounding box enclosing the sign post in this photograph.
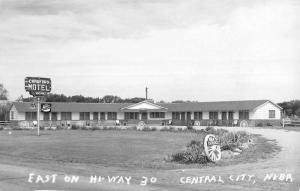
[25,77,51,136]
[37,97,40,136]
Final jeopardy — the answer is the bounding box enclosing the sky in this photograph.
[0,0,299,103]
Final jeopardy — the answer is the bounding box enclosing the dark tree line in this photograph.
[22,93,146,103]
[277,100,300,117]
[0,83,10,121]
[0,83,8,100]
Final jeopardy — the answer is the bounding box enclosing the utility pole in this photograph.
[145,87,148,100]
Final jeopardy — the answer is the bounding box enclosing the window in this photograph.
[80,112,90,120]
[150,112,165,118]
[51,112,57,121]
[107,112,117,120]
[61,112,72,120]
[93,112,99,120]
[100,112,105,120]
[125,112,139,120]
[172,112,180,120]
[187,112,191,120]
[25,112,37,121]
[181,112,185,120]
[221,112,227,120]
[10,111,14,120]
[228,111,234,120]
[239,110,249,120]
[194,112,203,120]
[269,110,275,118]
[44,113,50,121]
[209,112,218,120]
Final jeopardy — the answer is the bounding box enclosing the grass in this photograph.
[0,130,203,169]
[0,129,280,171]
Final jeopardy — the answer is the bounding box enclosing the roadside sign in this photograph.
[25,77,51,96]
[24,76,51,136]
[41,103,51,112]
[204,134,221,162]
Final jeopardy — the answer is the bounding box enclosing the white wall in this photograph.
[233,111,239,120]
[203,112,209,119]
[72,112,80,120]
[251,101,281,120]
[165,112,172,119]
[10,105,19,120]
[117,112,124,120]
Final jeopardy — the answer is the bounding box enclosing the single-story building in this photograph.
[9,99,282,127]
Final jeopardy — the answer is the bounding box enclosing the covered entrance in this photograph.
[121,100,168,125]
[141,112,148,120]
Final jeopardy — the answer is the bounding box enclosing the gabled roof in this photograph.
[121,100,167,110]
[11,100,276,112]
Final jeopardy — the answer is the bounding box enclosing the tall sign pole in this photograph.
[25,77,51,136]
[37,97,40,136]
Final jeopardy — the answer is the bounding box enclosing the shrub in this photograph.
[71,124,80,130]
[160,127,171,132]
[266,123,273,127]
[170,128,251,164]
[90,126,100,131]
[103,126,119,130]
[141,126,156,131]
[11,126,23,130]
[256,122,263,127]
[171,140,209,164]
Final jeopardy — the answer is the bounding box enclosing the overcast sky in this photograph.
[0,0,299,102]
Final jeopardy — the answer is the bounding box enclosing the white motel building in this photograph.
[9,99,282,127]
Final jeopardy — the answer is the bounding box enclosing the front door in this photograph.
[187,112,191,120]
[141,112,147,120]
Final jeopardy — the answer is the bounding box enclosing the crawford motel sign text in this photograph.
[25,77,51,136]
[25,77,51,96]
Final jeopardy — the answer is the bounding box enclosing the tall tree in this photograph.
[278,100,300,117]
[0,83,8,100]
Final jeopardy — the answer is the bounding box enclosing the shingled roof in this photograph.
[158,100,270,111]
[12,100,275,112]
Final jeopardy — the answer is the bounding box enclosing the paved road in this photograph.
[0,127,299,191]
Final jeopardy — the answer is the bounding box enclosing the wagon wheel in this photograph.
[194,120,200,126]
[240,120,248,127]
[137,121,146,129]
[204,134,221,162]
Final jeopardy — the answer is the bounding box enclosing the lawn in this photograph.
[0,129,280,173]
[0,130,204,169]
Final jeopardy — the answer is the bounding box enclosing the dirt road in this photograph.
[0,127,299,191]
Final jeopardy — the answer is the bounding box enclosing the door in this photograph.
[141,112,147,120]
[187,112,191,120]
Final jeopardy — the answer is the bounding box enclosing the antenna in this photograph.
[146,87,148,100]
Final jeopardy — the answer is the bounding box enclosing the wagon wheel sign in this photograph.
[194,120,200,126]
[204,134,221,162]
[137,121,146,129]
[240,120,248,127]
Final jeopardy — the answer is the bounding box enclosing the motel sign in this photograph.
[25,77,51,96]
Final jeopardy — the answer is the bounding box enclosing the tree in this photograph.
[45,93,68,102]
[172,100,185,103]
[123,97,145,103]
[0,102,11,121]
[0,83,8,100]
[278,100,300,117]
[101,95,122,103]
